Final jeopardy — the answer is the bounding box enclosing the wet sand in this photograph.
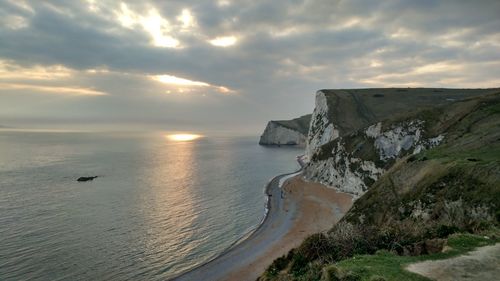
[173,175,353,281]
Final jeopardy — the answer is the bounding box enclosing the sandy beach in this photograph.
[173,173,353,281]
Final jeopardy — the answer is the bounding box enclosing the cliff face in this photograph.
[304,88,499,196]
[260,91,500,281]
[259,114,311,147]
[341,90,500,230]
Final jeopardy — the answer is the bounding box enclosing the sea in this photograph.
[0,130,302,280]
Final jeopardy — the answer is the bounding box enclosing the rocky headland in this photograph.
[259,114,311,147]
[260,88,500,281]
[180,88,500,281]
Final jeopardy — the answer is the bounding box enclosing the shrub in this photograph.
[327,222,379,260]
[298,261,323,281]
[321,265,361,281]
[436,224,460,238]
[290,253,308,276]
[266,255,289,276]
[321,265,342,281]
[298,233,338,262]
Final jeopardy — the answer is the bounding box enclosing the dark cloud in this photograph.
[0,0,499,133]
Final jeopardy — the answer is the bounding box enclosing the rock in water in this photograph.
[77,176,98,182]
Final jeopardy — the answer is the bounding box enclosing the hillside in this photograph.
[343,92,500,230]
[306,88,498,157]
[304,88,499,196]
[260,90,500,280]
[316,88,494,134]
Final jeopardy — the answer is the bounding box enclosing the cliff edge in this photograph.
[304,88,499,196]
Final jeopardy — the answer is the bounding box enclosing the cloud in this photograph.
[152,74,235,94]
[0,83,107,96]
[0,60,72,80]
[208,36,237,47]
[0,0,499,132]
[0,59,107,95]
[152,74,211,86]
[115,3,181,48]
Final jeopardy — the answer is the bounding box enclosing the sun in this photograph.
[167,133,202,141]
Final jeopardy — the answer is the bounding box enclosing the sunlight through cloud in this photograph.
[151,74,235,95]
[0,61,73,80]
[0,61,107,96]
[152,75,210,86]
[177,9,195,29]
[209,36,237,47]
[0,83,107,96]
[116,3,180,48]
[217,0,231,7]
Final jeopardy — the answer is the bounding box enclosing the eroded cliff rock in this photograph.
[304,118,444,196]
[303,88,499,196]
[259,114,311,147]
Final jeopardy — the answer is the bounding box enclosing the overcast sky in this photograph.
[0,0,499,134]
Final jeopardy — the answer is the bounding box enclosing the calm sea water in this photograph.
[0,131,301,280]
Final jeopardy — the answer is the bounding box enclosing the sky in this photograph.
[0,0,499,134]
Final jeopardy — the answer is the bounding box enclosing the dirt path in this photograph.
[406,243,500,281]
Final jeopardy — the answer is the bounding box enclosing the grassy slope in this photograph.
[337,233,498,281]
[321,88,499,136]
[344,92,500,230]
[312,88,499,164]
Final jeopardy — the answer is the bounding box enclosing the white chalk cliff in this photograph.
[302,88,496,196]
[304,119,444,196]
[259,121,307,146]
[259,114,311,147]
[305,91,339,158]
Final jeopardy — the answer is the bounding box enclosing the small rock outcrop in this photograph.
[259,114,311,147]
[77,176,98,182]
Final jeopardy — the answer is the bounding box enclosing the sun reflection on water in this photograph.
[166,134,202,142]
[140,136,201,273]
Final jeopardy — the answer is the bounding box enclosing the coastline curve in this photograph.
[171,158,304,281]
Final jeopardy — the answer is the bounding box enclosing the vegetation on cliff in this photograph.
[317,88,497,136]
[260,91,500,281]
[304,88,499,196]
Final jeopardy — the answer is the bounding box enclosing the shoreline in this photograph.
[171,167,301,280]
[172,160,353,281]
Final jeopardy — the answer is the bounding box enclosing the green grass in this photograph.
[421,146,500,164]
[274,114,312,135]
[335,233,498,281]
